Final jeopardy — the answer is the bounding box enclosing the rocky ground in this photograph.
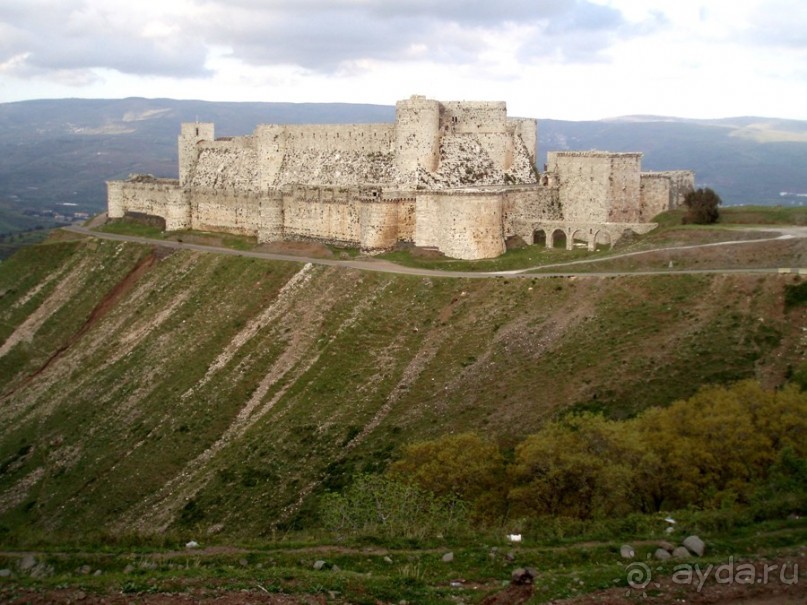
[2,558,804,605]
[553,556,806,605]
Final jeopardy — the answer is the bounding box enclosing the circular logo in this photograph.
[626,562,652,589]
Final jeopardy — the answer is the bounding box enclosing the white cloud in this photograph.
[0,0,804,120]
[0,0,211,77]
[0,0,640,76]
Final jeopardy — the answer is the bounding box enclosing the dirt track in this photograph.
[64,226,807,279]
[1,588,323,604]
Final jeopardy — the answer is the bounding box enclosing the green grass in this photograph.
[168,230,258,251]
[0,229,53,260]
[327,244,362,258]
[98,218,166,239]
[379,245,596,272]
[720,205,807,225]
[653,205,807,228]
[651,208,690,228]
[98,218,260,251]
[1,512,804,604]
[0,205,805,603]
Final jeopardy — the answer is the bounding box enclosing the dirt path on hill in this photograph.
[519,226,807,273]
[64,225,807,279]
[1,588,320,604]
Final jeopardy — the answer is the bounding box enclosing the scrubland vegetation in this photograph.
[322,381,806,541]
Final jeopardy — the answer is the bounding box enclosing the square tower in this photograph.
[179,122,214,186]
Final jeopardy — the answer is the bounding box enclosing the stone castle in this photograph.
[107,95,694,260]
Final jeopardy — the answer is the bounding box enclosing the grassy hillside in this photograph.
[0,232,805,545]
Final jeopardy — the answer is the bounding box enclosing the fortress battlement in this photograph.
[549,151,643,158]
[107,96,695,260]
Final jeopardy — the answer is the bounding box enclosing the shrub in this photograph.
[784,281,807,309]
[636,381,807,510]
[508,413,645,519]
[388,432,507,521]
[319,474,468,540]
[358,382,807,528]
[683,187,721,224]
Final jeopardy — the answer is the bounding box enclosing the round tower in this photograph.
[393,96,441,186]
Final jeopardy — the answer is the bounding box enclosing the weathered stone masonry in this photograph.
[107,95,695,260]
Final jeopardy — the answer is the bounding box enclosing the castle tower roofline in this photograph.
[549,150,643,158]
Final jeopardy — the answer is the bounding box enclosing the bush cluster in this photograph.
[322,381,806,535]
[319,473,468,540]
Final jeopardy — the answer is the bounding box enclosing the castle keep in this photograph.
[107,96,695,260]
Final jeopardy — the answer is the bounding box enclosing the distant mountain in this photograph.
[604,114,807,137]
[0,98,805,229]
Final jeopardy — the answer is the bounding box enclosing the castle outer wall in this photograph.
[107,96,694,260]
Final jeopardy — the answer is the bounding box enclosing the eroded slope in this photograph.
[0,236,804,540]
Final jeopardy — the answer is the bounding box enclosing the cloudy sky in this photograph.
[0,0,804,120]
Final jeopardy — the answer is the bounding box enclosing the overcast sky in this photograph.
[0,0,804,120]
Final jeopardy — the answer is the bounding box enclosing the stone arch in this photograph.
[594,230,612,250]
[551,228,567,249]
[571,229,587,249]
[533,228,547,246]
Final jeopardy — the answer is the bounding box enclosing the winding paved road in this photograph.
[64,225,806,280]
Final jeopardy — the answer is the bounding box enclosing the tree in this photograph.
[388,432,507,521]
[635,381,807,509]
[508,414,646,519]
[683,187,721,224]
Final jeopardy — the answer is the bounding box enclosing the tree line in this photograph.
[320,381,806,536]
